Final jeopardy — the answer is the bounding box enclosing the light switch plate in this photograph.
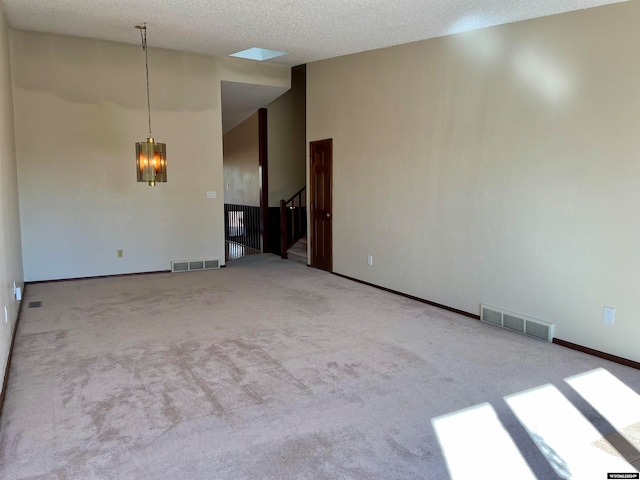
[603,306,615,325]
[206,191,217,199]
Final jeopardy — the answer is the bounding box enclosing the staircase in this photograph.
[280,186,306,260]
[286,237,307,265]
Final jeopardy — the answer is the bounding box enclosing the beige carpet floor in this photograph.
[1,254,639,479]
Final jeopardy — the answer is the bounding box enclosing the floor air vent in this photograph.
[171,259,220,273]
[480,304,554,342]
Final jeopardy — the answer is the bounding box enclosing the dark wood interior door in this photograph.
[310,139,332,272]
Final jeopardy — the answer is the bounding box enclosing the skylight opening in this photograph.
[230,47,287,61]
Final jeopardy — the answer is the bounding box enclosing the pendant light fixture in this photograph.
[135,22,166,186]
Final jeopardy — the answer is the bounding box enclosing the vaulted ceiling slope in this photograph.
[0,0,627,67]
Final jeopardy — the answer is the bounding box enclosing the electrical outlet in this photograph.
[367,255,373,266]
[117,249,124,258]
[603,306,615,325]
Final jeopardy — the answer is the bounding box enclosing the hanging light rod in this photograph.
[135,22,166,187]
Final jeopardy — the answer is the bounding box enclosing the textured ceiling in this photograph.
[0,0,626,132]
[221,82,288,133]
[0,0,626,67]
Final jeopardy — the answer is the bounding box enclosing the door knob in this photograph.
[326,212,331,218]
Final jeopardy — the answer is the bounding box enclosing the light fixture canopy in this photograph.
[135,23,166,186]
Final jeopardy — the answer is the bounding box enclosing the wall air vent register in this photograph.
[481,304,555,342]
[171,259,220,273]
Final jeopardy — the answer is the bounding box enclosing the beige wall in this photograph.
[0,7,23,395]
[267,65,306,207]
[11,30,289,281]
[223,111,260,206]
[307,2,640,362]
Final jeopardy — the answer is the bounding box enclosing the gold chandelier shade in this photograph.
[136,137,166,186]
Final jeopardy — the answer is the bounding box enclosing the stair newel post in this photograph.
[280,199,288,259]
[290,206,295,244]
[296,191,302,239]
